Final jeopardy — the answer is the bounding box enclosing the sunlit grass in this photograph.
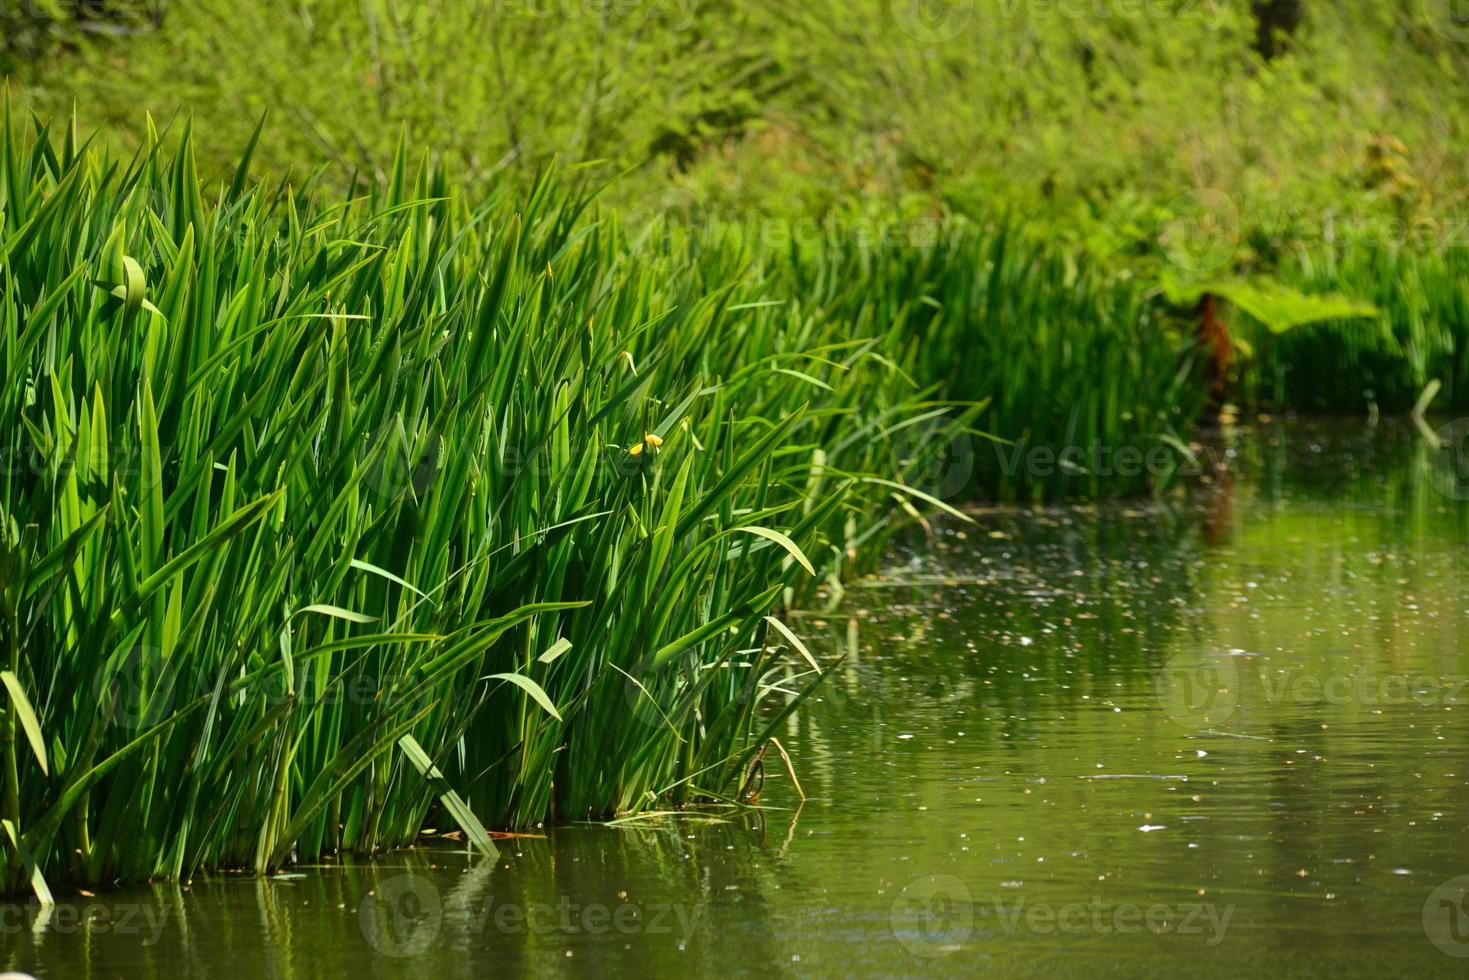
[5,93,1344,898]
[0,110,1005,897]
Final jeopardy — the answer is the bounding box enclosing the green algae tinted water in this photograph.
[4,419,1469,978]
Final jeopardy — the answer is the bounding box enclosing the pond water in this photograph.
[4,419,1469,978]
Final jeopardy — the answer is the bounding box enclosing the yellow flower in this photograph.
[628,432,663,457]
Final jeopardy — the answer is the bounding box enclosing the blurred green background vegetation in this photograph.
[4,1,1468,267]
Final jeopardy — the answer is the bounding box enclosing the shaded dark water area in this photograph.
[5,418,1469,978]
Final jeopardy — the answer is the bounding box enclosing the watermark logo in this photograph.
[473,894,704,938]
[890,874,974,957]
[890,419,974,501]
[1430,418,1469,500]
[1157,652,1241,729]
[994,0,1228,29]
[1159,652,1469,732]
[890,877,1236,956]
[360,873,444,958]
[623,187,707,270]
[0,900,171,944]
[989,437,1196,484]
[985,896,1234,945]
[358,873,706,956]
[1423,875,1469,957]
[888,0,974,43]
[614,643,769,736]
[357,0,699,44]
[96,645,177,731]
[0,0,165,26]
[358,0,440,44]
[1255,666,1468,709]
[364,418,444,500]
[1421,0,1469,44]
[0,443,173,490]
[1159,188,1238,274]
[616,657,687,732]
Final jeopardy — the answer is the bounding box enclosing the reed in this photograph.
[1240,244,1469,413]
[0,107,1239,896]
[0,110,1005,895]
[764,223,1208,499]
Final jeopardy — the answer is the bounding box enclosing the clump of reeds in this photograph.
[0,110,1001,897]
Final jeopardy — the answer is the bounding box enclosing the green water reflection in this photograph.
[4,419,1469,978]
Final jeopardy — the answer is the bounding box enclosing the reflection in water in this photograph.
[4,419,1469,978]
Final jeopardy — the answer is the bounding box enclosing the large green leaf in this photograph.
[397,734,498,861]
[0,671,47,776]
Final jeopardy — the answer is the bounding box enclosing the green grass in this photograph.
[764,225,1207,498]
[8,1,1468,259]
[6,109,1114,897]
[5,99,1464,902]
[1240,244,1469,413]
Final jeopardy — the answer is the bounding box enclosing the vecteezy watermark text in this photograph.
[360,873,704,957]
[889,874,1233,957]
[1159,652,1469,730]
[0,901,171,945]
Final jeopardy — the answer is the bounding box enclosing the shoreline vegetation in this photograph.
[0,109,1464,899]
[7,3,1467,265]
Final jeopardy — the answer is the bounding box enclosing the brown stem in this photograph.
[1197,292,1233,413]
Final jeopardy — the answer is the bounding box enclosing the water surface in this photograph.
[5,419,1469,978]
